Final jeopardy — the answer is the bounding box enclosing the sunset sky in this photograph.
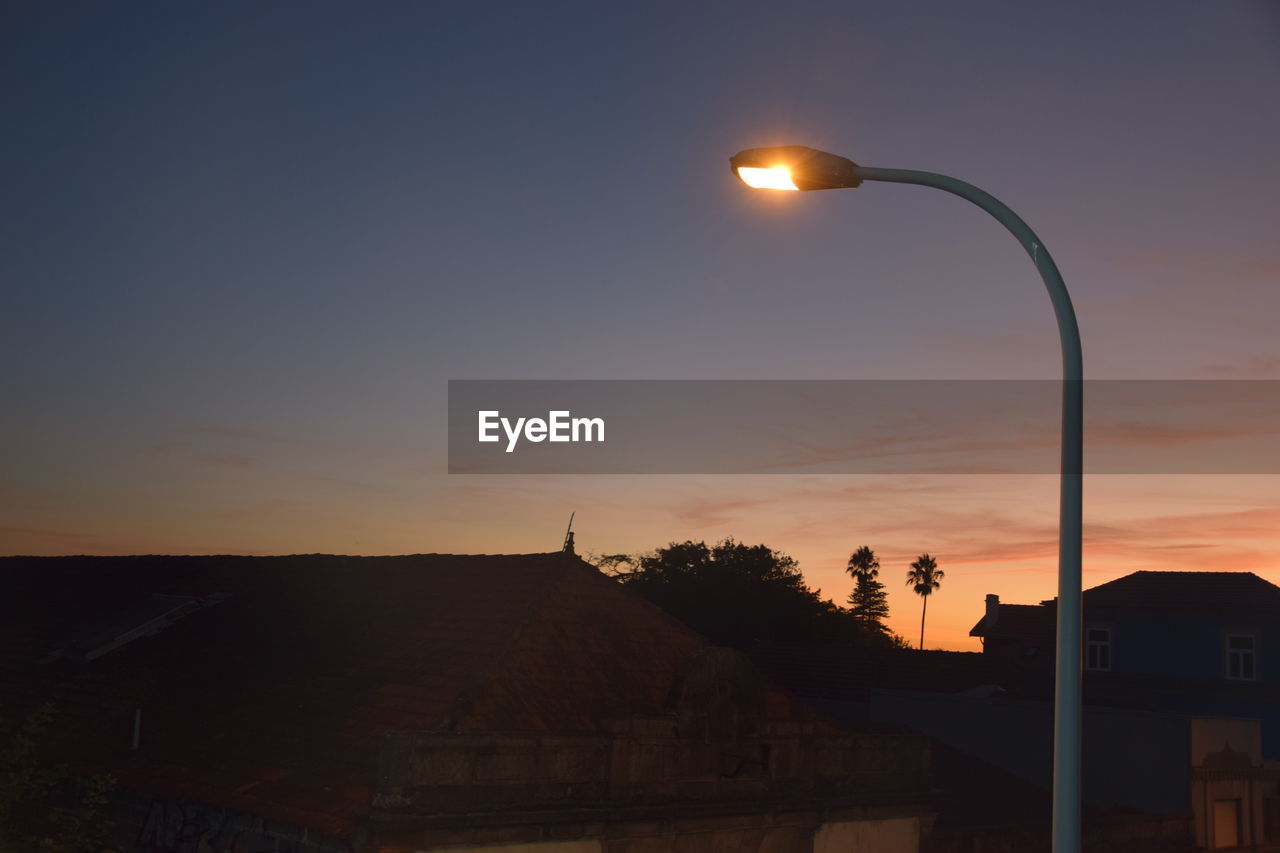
[4,2,1279,649]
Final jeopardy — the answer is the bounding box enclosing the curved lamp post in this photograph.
[730,146,1083,852]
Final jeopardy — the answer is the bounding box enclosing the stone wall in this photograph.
[371,716,933,852]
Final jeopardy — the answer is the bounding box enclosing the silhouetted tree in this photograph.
[844,546,889,636]
[906,553,944,650]
[606,539,886,647]
[0,704,120,852]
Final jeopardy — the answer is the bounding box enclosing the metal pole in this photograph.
[855,166,1084,852]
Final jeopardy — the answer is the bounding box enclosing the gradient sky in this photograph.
[4,1,1279,649]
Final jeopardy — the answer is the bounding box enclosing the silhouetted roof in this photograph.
[969,602,1056,643]
[747,641,1038,704]
[1083,570,1280,611]
[0,552,724,839]
[970,571,1280,640]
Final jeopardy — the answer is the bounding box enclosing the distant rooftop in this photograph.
[970,570,1280,639]
[1084,570,1280,611]
[969,601,1056,642]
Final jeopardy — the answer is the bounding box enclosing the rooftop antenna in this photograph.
[562,512,576,554]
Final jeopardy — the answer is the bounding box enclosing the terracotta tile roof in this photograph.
[452,552,717,731]
[0,552,715,839]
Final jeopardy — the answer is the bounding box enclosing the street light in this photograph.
[731,145,1084,853]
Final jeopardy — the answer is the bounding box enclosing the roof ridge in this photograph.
[0,551,569,562]
[582,558,717,644]
[1130,569,1259,576]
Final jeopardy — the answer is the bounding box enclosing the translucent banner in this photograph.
[448,380,1280,474]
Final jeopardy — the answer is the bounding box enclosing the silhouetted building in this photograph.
[968,593,1057,669]
[970,570,1280,847]
[971,571,1280,755]
[1,553,931,853]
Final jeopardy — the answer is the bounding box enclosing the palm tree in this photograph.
[905,553,944,650]
[845,545,879,581]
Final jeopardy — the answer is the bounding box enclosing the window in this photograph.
[1226,634,1256,681]
[1085,627,1111,671]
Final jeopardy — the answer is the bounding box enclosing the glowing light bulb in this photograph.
[735,166,799,191]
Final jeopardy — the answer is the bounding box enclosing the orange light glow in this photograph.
[736,166,799,191]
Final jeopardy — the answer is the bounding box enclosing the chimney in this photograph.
[985,594,1000,628]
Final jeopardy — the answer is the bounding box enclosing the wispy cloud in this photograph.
[1205,354,1280,379]
[0,525,144,555]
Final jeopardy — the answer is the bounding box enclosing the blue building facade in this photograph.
[972,571,1280,758]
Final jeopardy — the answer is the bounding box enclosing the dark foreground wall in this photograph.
[867,689,1191,815]
[928,814,1195,853]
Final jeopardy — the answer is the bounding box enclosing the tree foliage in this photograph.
[906,552,944,650]
[844,546,890,635]
[0,704,120,853]
[605,539,894,648]
[906,552,944,597]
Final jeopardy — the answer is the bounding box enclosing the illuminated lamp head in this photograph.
[729,145,861,191]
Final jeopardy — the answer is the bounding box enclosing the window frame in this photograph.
[1225,633,1256,682]
[1085,626,1111,672]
